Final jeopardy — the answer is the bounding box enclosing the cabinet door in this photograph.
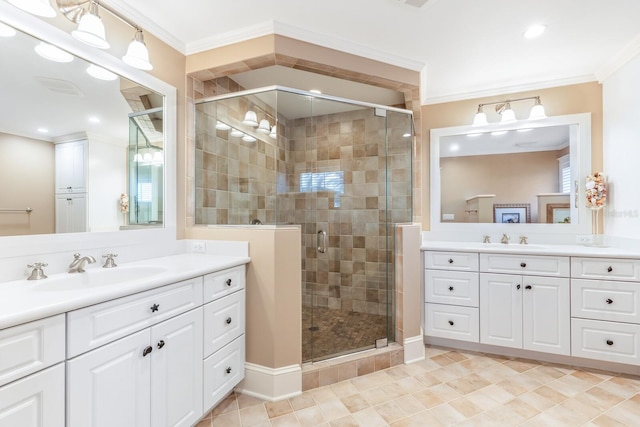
[55,194,87,234]
[150,308,203,427]
[480,273,522,348]
[55,141,86,193]
[67,330,151,427]
[522,276,570,355]
[0,364,65,427]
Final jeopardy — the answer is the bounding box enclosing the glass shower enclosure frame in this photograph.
[194,86,413,363]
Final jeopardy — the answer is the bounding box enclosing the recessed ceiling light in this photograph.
[403,132,411,138]
[449,143,460,152]
[88,116,100,123]
[35,42,74,63]
[37,127,49,133]
[86,64,117,81]
[309,89,322,94]
[523,24,547,39]
[0,22,17,37]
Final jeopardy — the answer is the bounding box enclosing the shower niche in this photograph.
[195,86,413,362]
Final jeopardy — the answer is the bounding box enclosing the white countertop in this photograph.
[0,253,250,330]
[421,241,640,258]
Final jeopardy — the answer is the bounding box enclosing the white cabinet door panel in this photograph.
[480,273,522,348]
[523,276,570,355]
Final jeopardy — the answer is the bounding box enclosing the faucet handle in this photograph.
[482,235,491,243]
[27,262,48,280]
[102,254,118,268]
[519,235,528,245]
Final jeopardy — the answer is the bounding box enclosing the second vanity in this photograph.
[0,253,249,427]
[423,241,640,374]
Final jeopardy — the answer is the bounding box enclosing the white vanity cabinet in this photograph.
[571,257,640,365]
[202,266,246,411]
[66,277,204,427]
[0,315,66,427]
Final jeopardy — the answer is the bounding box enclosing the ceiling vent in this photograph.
[395,0,433,8]
[34,76,84,97]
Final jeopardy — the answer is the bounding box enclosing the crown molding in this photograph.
[422,74,597,105]
[595,33,640,83]
[101,0,186,53]
[185,21,276,55]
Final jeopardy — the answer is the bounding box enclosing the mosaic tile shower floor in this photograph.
[302,305,389,362]
[197,346,640,426]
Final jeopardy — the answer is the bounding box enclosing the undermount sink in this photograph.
[33,266,168,291]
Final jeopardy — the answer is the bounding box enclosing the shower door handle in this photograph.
[317,230,327,254]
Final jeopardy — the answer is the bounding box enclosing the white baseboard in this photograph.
[235,363,302,402]
[404,335,426,364]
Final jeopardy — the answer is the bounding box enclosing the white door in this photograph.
[0,364,65,427]
[55,141,87,193]
[480,273,522,348]
[151,308,203,427]
[66,330,151,427]
[523,276,571,355]
[55,194,87,233]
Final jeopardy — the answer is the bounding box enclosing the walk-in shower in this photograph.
[194,86,413,362]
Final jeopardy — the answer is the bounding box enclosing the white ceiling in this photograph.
[104,0,640,103]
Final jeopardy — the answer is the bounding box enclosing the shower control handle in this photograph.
[317,230,327,254]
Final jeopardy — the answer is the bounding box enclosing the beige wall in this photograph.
[441,150,563,223]
[0,133,54,235]
[422,81,603,230]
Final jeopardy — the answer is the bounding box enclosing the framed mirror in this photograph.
[0,4,176,258]
[0,9,170,237]
[430,113,591,235]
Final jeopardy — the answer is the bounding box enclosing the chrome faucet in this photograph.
[500,233,510,244]
[69,253,96,273]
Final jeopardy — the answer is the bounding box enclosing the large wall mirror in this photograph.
[0,11,170,238]
[0,4,176,258]
[430,113,592,235]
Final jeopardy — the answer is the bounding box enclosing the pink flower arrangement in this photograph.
[586,172,606,209]
[119,193,129,213]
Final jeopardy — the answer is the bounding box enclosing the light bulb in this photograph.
[472,107,488,127]
[257,119,271,133]
[71,2,109,49]
[500,103,516,123]
[529,98,546,120]
[122,29,152,70]
[242,111,258,127]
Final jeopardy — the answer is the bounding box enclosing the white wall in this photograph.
[603,53,640,239]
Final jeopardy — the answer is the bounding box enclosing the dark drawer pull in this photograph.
[520,262,527,268]
[150,303,159,312]
[447,258,454,264]
[516,284,521,290]
[226,317,232,325]
[226,278,232,286]
[448,286,454,291]
[448,320,454,326]
[225,367,232,374]
[142,346,152,357]
[606,298,613,304]
[607,266,613,273]
[606,339,614,346]
[525,285,532,290]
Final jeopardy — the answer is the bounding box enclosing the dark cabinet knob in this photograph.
[157,340,165,349]
[142,346,153,357]
[520,262,527,268]
[225,367,232,374]
[448,320,454,326]
[607,266,613,273]
[150,303,160,312]
[606,298,613,304]
[606,339,614,346]
[226,279,232,287]
[448,286,454,291]
[447,258,454,264]
[516,284,521,290]
[525,285,532,290]
[226,317,232,325]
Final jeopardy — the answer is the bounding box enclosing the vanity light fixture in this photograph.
[0,22,17,37]
[230,128,244,138]
[215,121,231,130]
[242,111,258,127]
[8,0,56,17]
[242,134,257,143]
[471,96,546,126]
[71,1,109,49]
[269,125,277,139]
[257,119,271,134]
[35,42,74,63]
[122,29,152,71]
[86,64,117,81]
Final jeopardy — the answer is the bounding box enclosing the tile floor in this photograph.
[196,346,640,426]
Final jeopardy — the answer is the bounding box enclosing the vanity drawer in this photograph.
[571,318,640,365]
[203,265,246,303]
[425,303,479,343]
[0,314,65,388]
[571,279,640,324]
[571,258,640,281]
[480,253,569,277]
[203,289,245,357]
[203,335,245,411]
[425,270,479,307]
[424,251,479,272]
[67,277,203,358]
